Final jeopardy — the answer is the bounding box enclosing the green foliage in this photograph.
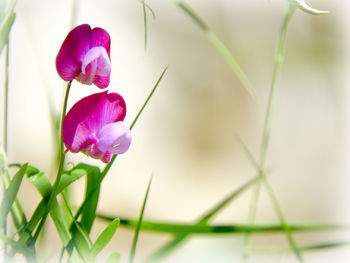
[90,218,120,259]
[0,163,27,228]
[0,0,16,55]
[76,163,101,234]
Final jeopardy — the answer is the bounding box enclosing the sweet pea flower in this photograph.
[56,24,111,89]
[62,91,132,163]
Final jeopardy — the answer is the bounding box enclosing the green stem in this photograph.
[3,38,10,261]
[3,42,9,153]
[32,80,72,244]
[74,67,167,221]
[244,3,302,262]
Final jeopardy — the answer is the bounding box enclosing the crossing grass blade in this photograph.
[144,175,259,262]
[90,218,120,259]
[170,0,254,96]
[0,163,27,228]
[97,215,345,234]
[129,177,153,263]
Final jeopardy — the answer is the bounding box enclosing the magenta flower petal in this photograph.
[97,122,132,154]
[62,91,126,154]
[93,75,110,89]
[78,47,111,85]
[56,24,91,81]
[56,24,111,89]
[90,27,111,56]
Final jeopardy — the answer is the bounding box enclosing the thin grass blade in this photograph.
[129,177,153,263]
[98,215,345,234]
[248,241,350,254]
[170,0,254,96]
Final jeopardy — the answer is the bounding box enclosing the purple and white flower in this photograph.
[56,24,111,89]
[62,91,131,163]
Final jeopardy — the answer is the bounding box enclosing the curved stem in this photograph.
[32,80,72,243]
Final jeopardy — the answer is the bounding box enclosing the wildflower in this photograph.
[62,91,131,163]
[56,24,111,89]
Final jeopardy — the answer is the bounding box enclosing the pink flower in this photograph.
[62,91,132,163]
[56,24,111,89]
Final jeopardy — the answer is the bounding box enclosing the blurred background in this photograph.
[1,0,350,262]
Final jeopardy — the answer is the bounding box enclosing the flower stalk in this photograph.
[32,80,72,243]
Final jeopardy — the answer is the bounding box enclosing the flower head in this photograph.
[56,24,111,89]
[62,91,131,163]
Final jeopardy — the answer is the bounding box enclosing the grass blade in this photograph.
[0,163,27,228]
[129,177,152,263]
[170,0,254,96]
[129,67,167,130]
[1,149,27,230]
[97,215,345,234]
[248,241,350,254]
[90,218,120,258]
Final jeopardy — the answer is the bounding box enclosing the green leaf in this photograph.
[70,221,92,261]
[170,0,254,96]
[129,177,152,263]
[288,0,329,15]
[0,0,16,55]
[58,168,87,193]
[28,171,51,197]
[106,253,121,263]
[77,163,101,233]
[25,165,73,247]
[0,163,27,228]
[90,218,120,258]
[0,154,27,230]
